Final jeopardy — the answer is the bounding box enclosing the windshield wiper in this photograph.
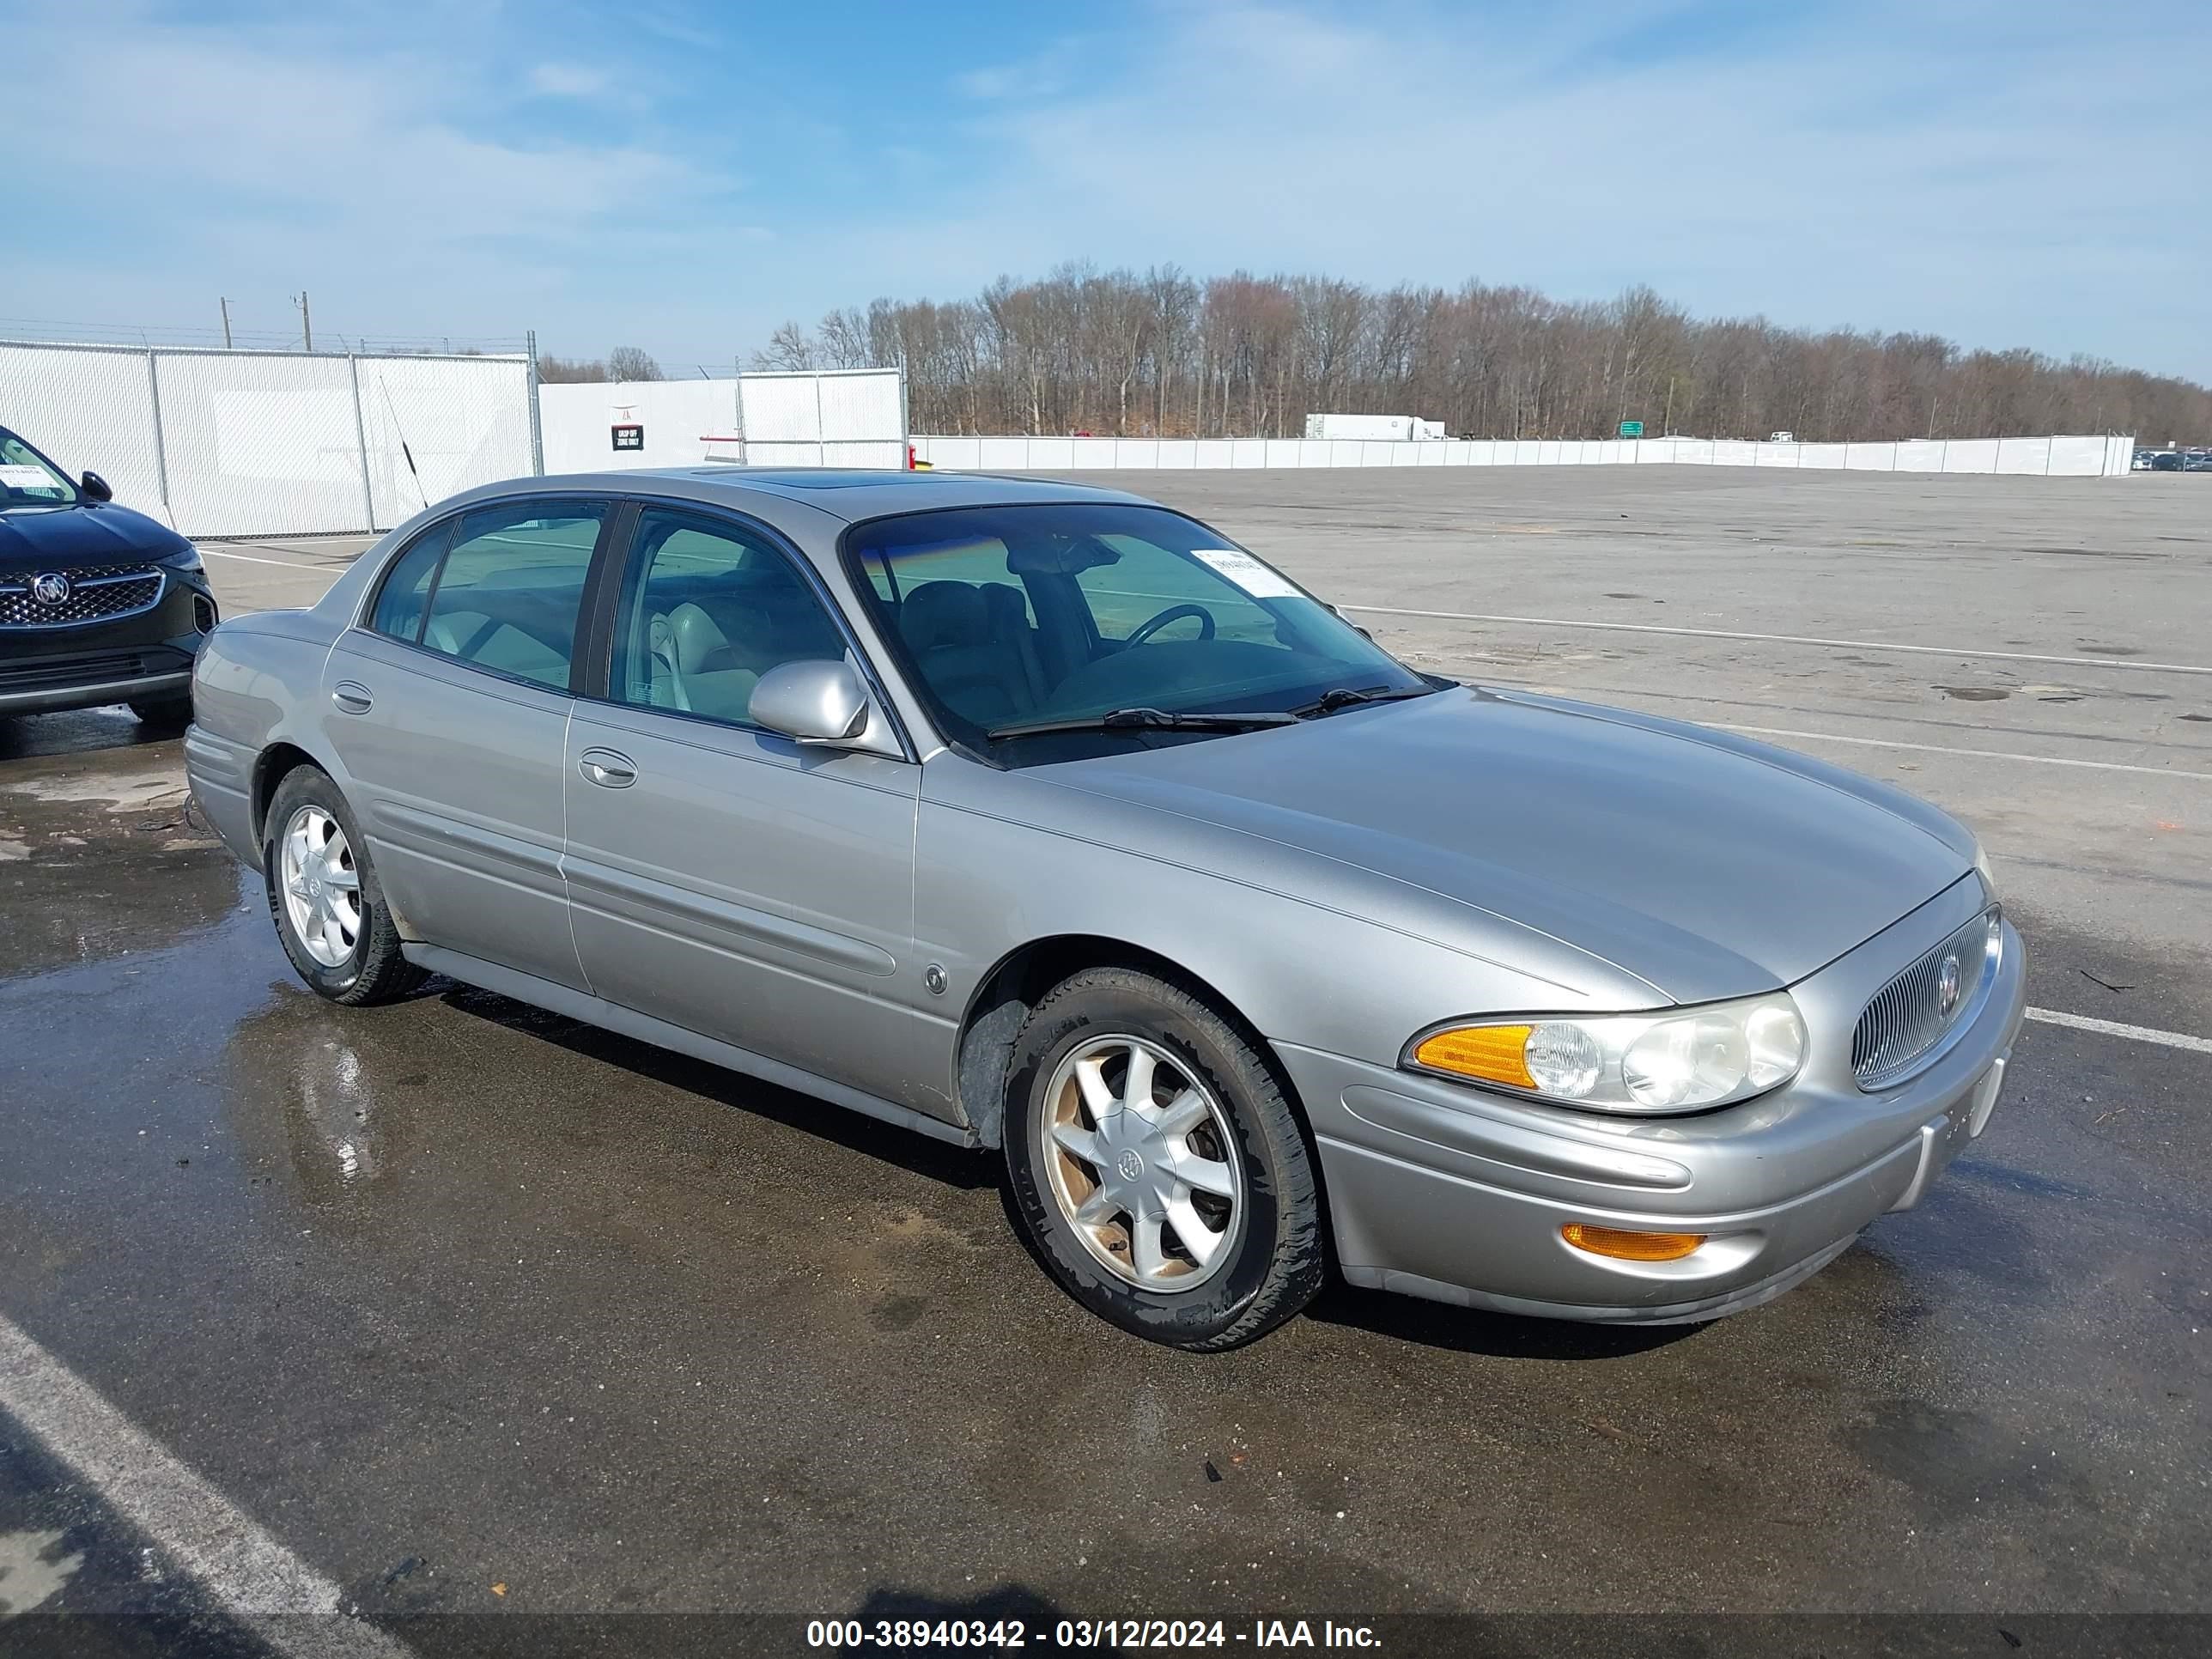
[1291,684,1435,719]
[985,706,1300,740]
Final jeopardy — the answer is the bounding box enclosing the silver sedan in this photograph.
[185,469,2025,1349]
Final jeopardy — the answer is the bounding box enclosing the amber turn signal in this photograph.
[1411,1024,1534,1089]
[1559,1223,1706,1261]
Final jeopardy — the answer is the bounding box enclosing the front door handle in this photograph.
[331,680,373,714]
[578,747,637,788]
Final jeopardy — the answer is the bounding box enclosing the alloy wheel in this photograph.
[1041,1035,1245,1291]
[278,805,362,969]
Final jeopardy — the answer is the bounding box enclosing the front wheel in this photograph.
[1004,967,1324,1350]
[262,765,424,1006]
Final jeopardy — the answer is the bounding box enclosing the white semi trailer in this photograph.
[1302,413,1449,441]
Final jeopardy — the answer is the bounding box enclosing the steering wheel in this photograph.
[1123,604,1216,647]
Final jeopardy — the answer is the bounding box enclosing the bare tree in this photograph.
[605,345,663,382]
[728,270,2210,441]
[535,353,607,383]
[749,322,817,372]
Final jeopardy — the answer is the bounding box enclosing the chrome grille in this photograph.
[1852,908,2001,1090]
[0,564,164,628]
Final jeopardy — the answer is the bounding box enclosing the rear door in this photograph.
[321,496,613,991]
[560,504,938,1113]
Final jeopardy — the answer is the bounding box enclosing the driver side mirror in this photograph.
[750,659,886,751]
[81,471,113,502]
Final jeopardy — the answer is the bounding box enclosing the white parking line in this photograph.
[0,1313,414,1658]
[2026,1008,2212,1055]
[1711,723,2212,781]
[1340,605,2212,678]
[198,548,346,570]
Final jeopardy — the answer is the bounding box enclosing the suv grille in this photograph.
[0,564,165,628]
[1851,908,2001,1090]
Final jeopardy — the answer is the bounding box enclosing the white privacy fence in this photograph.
[912,432,2137,478]
[0,340,538,538]
[539,369,908,474]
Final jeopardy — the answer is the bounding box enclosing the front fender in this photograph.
[916,758,1665,1085]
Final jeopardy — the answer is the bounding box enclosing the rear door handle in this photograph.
[331,681,373,714]
[578,747,636,788]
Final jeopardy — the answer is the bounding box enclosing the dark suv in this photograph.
[1,423,217,726]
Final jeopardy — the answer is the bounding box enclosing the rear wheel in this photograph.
[1003,967,1324,1351]
[262,765,424,1006]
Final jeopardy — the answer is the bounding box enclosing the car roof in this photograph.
[507,466,1150,526]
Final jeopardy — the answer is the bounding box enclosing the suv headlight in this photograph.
[158,542,204,572]
[1406,991,1808,1114]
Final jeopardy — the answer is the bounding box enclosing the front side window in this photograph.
[0,429,76,507]
[370,500,605,691]
[611,507,848,729]
[844,503,1426,759]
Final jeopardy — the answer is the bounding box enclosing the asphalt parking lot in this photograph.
[2,468,2207,1655]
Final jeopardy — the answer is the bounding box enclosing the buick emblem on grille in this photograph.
[30,572,73,606]
[1936,952,1964,1017]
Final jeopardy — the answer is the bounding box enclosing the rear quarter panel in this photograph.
[185,610,346,870]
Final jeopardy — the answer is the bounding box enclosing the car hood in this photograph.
[1043,685,1976,1003]
[0,502,191,570]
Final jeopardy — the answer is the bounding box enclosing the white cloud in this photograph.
[0,0,2203,380]
[528,62,612,99]
[813,2,2212,381]
[0,0,743,347]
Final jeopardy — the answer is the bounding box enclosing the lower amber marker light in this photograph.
[1560,1223,1706,1261]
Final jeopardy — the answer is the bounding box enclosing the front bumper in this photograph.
[0,566,216,714]
[1283,876,2026,1323]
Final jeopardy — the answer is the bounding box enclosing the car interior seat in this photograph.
[665,601,764,723]
[899,580,1044,726]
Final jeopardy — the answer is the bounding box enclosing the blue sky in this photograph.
[5,0,2209,380]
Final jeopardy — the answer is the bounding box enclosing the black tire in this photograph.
[130,692,194,731]
[261,764,424,1006]
[1003,967,1324,1351]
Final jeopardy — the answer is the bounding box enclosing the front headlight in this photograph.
[158,542,204,572]
[1406,991,1808,1115]
[1972,842,1998,900]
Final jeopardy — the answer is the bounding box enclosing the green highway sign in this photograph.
[1619,420,1644,438]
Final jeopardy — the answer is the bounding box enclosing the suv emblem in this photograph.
[30,572,73,606]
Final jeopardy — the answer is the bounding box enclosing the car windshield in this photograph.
[845,501,1430,763]
[0,429,77,508]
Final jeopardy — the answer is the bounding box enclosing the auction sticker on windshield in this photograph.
[1190,547,1300,599]
[0,465,62,491]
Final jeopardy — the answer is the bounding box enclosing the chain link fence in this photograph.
[0,340,541,538]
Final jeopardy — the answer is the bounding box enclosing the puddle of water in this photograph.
[2078,644,2145,657]
[0,1528,84,1615]
[0,763,186,808]
[1936,685,2011,702]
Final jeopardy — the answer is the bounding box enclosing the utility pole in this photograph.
[219,297,233,349]
[293,290,313,353]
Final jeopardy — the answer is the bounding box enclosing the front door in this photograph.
[321,496,611,992]
[560,506,938,1114]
